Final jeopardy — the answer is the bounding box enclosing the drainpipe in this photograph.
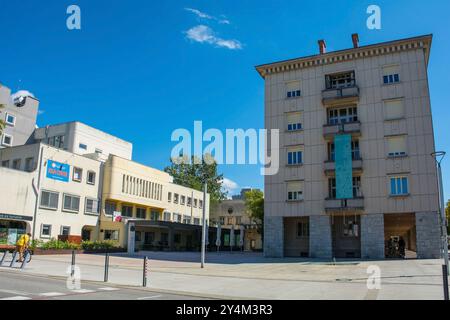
[31,146,44,241]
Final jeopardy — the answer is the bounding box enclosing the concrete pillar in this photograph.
[416,212,441,259]
[127,222,136,255]
[361,214,385,260]
[264,216,284,258]
[309,215,332,259]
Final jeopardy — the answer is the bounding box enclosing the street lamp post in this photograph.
[201,182,207,269]
[431,151,449,277]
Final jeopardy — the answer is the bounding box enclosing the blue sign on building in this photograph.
[335,134,353,200]
[46,160,70,182]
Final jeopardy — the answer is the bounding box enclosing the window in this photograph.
[79,143,88,150]
[173,213,182,223]
[135,231,142,242]
[121,205,133,218]
[105,201,117,216]
[174,193,179,204]
[383,65,400,84]
[183,215,191,224]
[235,216,242,225]
[47,136,65,149]
[63,194,80,213]
[161,233,169,245]
[41,224,52,238]
[390,177,409,196]
[85,199,99,215]
[168,192,172,202]
[1,160,9,168]
[194,218,200,225]
[193,199,198,208]
[328,106,358,125]
[328,140,360,161]
[40,191,59,210]
[5,113,16,126]
[287,146,303,165]
[326,71,355,89]
[286,112,302,132]
[136,207,146,219]
[174,234,181,244]
[328,177,362,199]
[2,134,13,147]
[104,230,119,241]
[187,197,192,207]
[73,167,83,182]
[164,212,171,222]
[95,148,103,154]
[226,217,233,225]
[219,217,225,225]
[61,226,71,236]
[151,211,160,221]
[25,157,34,172]
[297,222,309,237]
[387,136,407,157]
[384,99,405,120]
[199,200,203,209]
[286,81,301,98]
[12,159,21,170]
[180,196,186,205]
[287,181,303,201]
[87,171,96,185]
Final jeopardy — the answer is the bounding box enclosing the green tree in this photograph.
[0,104,5,136]
[164,154,227,207]
[244,189,264,238]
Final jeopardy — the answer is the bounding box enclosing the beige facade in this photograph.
[0,143,102,244]
[99,155,210,251]
[257,34,441,259]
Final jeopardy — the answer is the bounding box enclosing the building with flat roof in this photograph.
[99,155,210,252]
[256,34,441,259]
[0,84,39,149]
[34,121,133,161]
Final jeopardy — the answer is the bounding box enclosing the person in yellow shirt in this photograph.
[16,233,31,263]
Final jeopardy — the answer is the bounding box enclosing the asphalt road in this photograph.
[0,271,208,300]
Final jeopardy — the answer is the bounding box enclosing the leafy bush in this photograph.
[35,239,81,250]
[81,240,120,251]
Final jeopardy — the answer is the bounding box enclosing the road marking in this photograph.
[1,296,32,300]
[0,289,31,296]
[137,295,162,300]
[71,289,95,294]
[40,292,66,297]
[98,287,120,291]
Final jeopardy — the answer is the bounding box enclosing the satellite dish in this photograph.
[14,95,27,107]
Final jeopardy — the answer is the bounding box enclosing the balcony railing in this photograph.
[325,198,364,213]
[324,159,363,175]
[323,121,361,139]
[322,85,360,105]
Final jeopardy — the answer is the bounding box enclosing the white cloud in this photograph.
[221,177,239,196]
[185,25,242,50]
[185,7,231,25]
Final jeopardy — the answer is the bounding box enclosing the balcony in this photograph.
[323,121,361,139]
[325,198,364,213]
[322,86,360,106]
[324,159,363,176]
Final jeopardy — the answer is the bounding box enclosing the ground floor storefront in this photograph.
[0,214,32,246]
[266,212,442,259]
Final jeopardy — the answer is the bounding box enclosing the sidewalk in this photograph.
[1,251,448,300]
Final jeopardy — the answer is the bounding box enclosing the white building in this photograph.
[34,121,133,161]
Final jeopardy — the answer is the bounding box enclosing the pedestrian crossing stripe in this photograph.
[98,287,120,291]
[40,292,66,297]
[1,296,32,300]
[71,289,95,294]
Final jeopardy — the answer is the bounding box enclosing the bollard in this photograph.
[0,251,8,266]
[9,251,18,268]
[104,252,109,282]
[143,256,148,287]
[443,265,449,301]
[71,250,76,277]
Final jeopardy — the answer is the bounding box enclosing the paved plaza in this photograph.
[1,251,448,300]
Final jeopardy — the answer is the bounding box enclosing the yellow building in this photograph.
[99,155,210,252]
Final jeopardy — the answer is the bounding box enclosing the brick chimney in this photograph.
[352,33,359,48]
[318,40,326,54]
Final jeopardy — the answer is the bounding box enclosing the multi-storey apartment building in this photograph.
[0,84,39,148]
[256,34,441,259]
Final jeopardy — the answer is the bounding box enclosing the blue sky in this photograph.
[1,0,450,200]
